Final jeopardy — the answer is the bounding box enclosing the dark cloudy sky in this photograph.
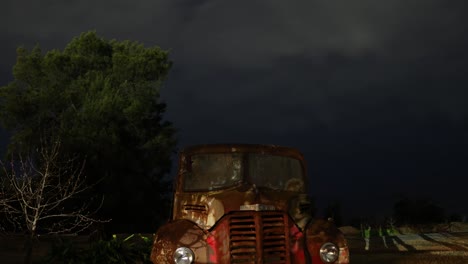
[1,0,467,219]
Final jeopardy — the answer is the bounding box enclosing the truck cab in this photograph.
[151,144,349,264]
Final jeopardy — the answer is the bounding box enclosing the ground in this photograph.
[343,222,468,264]
[1,224,468,263]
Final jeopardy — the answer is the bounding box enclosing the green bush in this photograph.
[42,234,153,264]
[42,238,84,264]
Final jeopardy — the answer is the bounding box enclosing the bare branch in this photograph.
[0,139,108,236]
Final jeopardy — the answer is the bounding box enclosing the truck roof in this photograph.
[180,143,306,162]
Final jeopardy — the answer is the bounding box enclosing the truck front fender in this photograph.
[151,219,208,264]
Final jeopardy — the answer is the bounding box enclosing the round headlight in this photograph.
[319,242,339,263]
[173,247,194,264]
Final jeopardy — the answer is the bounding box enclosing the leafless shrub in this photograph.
[0,139,109,263]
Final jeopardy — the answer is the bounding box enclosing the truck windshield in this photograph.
[248,154,304,191]
[184,153,243,191]
[184,153,304,191]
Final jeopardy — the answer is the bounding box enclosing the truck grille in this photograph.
[229,212,289,263]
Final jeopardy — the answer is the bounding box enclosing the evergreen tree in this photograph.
[0,31,177,232]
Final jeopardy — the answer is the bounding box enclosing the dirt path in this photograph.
[348,232,468,252]
[347,232,468,263]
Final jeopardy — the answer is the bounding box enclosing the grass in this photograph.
[351,251,468,264]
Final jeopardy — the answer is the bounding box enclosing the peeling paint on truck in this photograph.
[151,144,350,264]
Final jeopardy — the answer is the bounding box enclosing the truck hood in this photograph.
[172,184,312,230]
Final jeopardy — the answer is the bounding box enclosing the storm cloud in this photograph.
[1,0,468,217]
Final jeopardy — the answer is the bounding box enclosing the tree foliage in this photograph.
[0,31,177,232]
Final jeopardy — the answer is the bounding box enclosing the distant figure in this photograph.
[364,225,371,251]
[378,225,388,248]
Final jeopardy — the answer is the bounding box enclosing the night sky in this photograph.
[1,0,467,221]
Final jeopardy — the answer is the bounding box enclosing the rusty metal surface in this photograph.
[227,211,291,263]
[151,219,210,263]
[151,144,350,264]
[151,211,293,264]
[151,213,351,264]
[180,144,307,161]
[306,219,350,264]
[173,144,311,230]
[176,144,307,193]
[173,186,313,231]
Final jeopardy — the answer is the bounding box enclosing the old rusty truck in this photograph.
[151,144,349,264]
